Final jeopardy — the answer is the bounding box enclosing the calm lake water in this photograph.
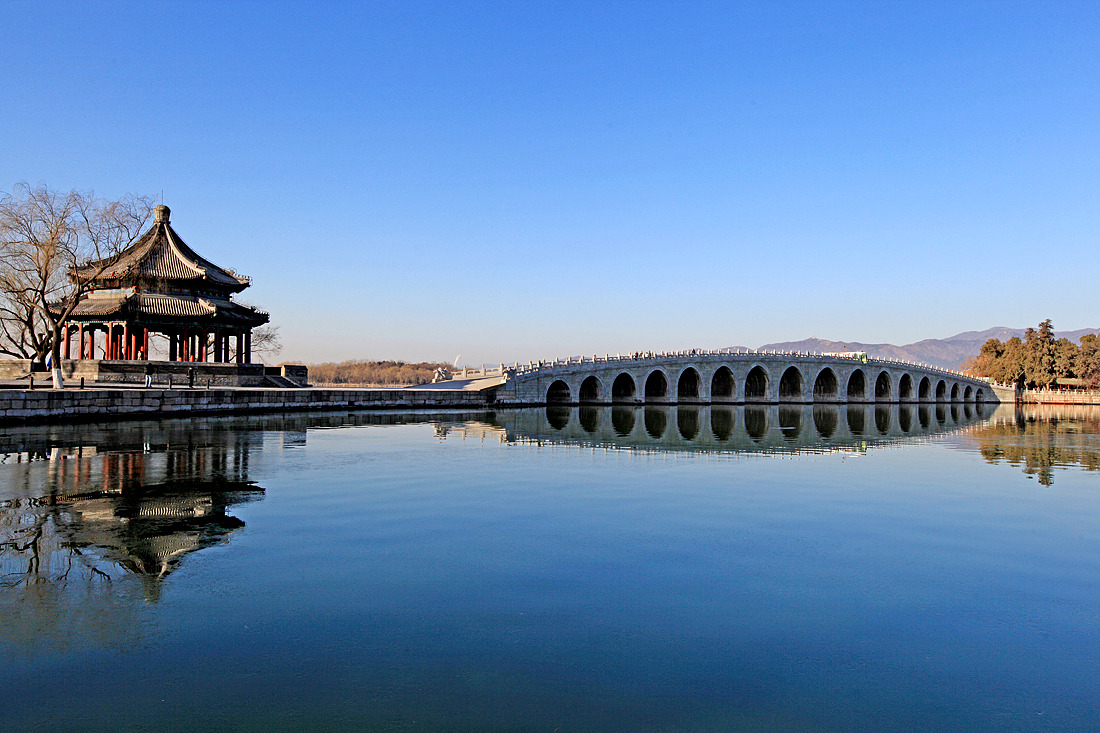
[2,404,1099,732]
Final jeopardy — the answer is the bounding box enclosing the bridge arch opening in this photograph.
[847,405,867,435]
[678,407,701,440]
[744,406,768,440]
[935,380,947,402]
[611,406,635,436]
[644,407,667,438]
[919,377,931,401]
[847,370,867,400]
[578,406,599,433]
[779,367,804,402]
[951,383,961,401]
[875,372,892,401]
[813,368,839,401]
[611,373,636,403]
[779,406,802,439]
[975,388,984,403]
[579,376,603,403]
[745,366,770,401]
[964,385,973,402]
[875,405,891,434]
[711,367,735,402]
[546,406,570,430]
[547,380,571,404]
[644,371,668,402]
[899,374,914,401]
[711,407,734,441]
[813,404,837,438]
[677,368,701,401]
[899,405,913,433]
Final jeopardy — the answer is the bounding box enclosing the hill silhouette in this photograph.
[752,327,1100,371]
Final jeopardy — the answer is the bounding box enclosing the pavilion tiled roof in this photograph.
[67,290,269,327]
[73,205,250,293]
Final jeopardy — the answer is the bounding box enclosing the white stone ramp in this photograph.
[411,376,506,392]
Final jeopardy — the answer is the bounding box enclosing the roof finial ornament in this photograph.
[155,204,171,224]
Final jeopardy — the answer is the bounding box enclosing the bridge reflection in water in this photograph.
[491,403,991,455]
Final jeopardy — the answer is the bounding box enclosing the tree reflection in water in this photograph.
[1,428,265,605]
[967,405,1100,486]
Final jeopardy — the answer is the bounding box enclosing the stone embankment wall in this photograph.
[0,387,494,425]
[1020,389,1100,405]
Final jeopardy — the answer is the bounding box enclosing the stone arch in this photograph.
[874,371,892,401]
[935,380,947,402]
[975,388,984,403]
[918,377,931,401]
[813,368,839,402]
[899,374,914,401]
[644,370,668,401]
[710,366,735,402]
[847,369,867,400]
[578,375,603,403]
[547,379,571,404]
[612,373,637,403]
[677,367,701,401]
[950,383,961,401]
[964,385,973,402]
[778,366,804,402]
[745,365,770,401]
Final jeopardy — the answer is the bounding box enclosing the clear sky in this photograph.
[4,2,1097,365]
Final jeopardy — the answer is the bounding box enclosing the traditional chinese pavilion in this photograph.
[63,205,269,364]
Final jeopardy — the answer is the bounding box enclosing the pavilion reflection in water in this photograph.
[0,421,268,602]
[489,403,991,455]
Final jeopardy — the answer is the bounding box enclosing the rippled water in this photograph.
[2,404,1099,732]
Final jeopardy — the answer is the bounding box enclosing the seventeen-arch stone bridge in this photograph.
[494,349,1002,405]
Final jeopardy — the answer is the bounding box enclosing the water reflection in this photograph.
[1,423,266,604]
[493,403,988,456]
[961,405,1100,485]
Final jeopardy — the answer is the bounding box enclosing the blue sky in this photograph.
[4,2,1097,365]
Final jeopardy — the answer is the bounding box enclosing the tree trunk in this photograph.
[50,327,64,389]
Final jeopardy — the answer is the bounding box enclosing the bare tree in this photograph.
[250,325,282,361]
[0,183,153,387]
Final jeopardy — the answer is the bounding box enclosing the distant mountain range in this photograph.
[744,327,1100,371]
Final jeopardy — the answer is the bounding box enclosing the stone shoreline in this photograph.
[0,387,497,426]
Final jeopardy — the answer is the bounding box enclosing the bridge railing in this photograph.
[510,349,979,381]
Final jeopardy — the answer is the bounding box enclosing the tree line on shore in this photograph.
[307,360,451,386]
[965,319,1100,388]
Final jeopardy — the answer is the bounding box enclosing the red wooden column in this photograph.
[64,326,71,359]
[199,331,207,362]
[244,331,252,364]
[182,327,190,362]
[235,331,243,364]
[143,328,149,360]
[78,324,85,359]
[123,324,130,360]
